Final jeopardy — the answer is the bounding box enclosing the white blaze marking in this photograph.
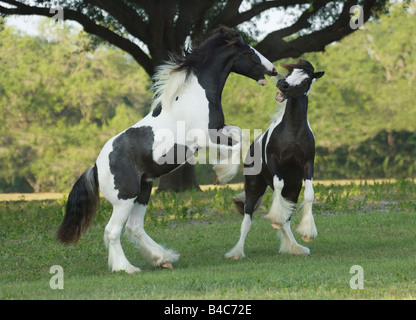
[250,46,275,72]
[285,68,309,86]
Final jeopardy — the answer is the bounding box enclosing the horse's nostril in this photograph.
[278,80,289,90]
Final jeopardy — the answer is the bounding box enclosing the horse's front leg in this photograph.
[264,175,296,229]
[209,126,243,184]
[296,164,317,242]
[207,125,242,150]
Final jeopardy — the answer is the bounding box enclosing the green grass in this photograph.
[1,180,416,299]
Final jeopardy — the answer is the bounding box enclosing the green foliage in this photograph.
[304,4,416,151]
[315,130,416,179]
[224,3,416,181]
[0,22,152,192]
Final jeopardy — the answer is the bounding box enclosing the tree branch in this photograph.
[216,0,243,25]
[189,0,217,45]
[0,0,154,75]
[266,0,328,39]
[84,0,148,41]
[255,0,377,62]
[175,0,195,47]
[0,0,384,76]
[219,0,310,27]
[127,0,152,13]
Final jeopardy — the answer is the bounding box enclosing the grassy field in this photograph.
[1,180,415,300]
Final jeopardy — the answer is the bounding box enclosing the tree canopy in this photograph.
[0,0,387,76]
[0,22,152,192]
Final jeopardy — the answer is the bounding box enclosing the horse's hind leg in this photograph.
[264,175,296,229]
[104,198,141,273]
[279,220,310,255]
[125,180,179,269]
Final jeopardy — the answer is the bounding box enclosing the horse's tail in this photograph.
[232,191,263,215]
[232,191,246,215]
[57,164,100,244]
[213,162,239,185]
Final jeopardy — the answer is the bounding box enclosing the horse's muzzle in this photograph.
[257,79,267,86]
[268,67,278,76]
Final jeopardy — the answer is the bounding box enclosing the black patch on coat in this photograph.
[152,103,162,117]
[108,126,192,200]
[135,178,153,205]
[109,127,153,200]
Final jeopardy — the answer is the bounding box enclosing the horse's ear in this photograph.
[219,25,227,34]
[314,71,325,79]
[225,38,239,46]
[219,25,234,37]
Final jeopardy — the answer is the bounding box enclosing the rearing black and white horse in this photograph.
[225,60,324,259]
[57,27,277,273]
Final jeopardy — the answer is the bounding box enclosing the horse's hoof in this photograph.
[161,262,174,269]
[227,255,242,260]
[271,222,282,229]
[302,235,313,242]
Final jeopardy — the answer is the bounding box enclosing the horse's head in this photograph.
[228,35,278,86]
[200,26,277,85]
[275,60,324,102]
[176,26,277,86]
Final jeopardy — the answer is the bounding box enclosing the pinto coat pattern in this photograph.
[225,60,324,259]
[57,27,277,273]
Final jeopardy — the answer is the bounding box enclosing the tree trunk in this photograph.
[157,162,201,192]
[24,174,41,193]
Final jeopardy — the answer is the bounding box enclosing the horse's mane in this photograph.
[269,59,314,121]
[176,26,241,74]
[150,26,242,111]
[270,100,287,122]
[281,59,315,74]
[150,60,187,111]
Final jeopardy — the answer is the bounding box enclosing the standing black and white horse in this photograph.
[225,60,324,259]
[57,27,277,273]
